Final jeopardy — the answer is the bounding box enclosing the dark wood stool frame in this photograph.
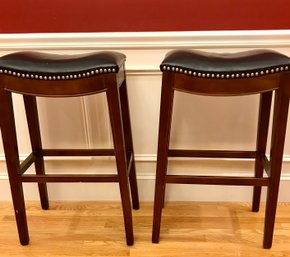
[0,52,139,246]
[152,50,290,249]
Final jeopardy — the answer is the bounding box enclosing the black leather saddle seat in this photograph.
[0,51,125,80]
[160,49,290,79]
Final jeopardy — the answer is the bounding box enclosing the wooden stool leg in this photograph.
[23,95,49,210]
[119,78,139,210]
[263,89,289,249]
[252,91,272,212]
[152,73,175,243]
[0,91,29,245]
[106,75,134,246]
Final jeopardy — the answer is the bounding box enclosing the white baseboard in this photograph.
[1,155,290,202]
[1,175,290,202]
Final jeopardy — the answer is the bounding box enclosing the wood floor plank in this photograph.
[0,201,290,256]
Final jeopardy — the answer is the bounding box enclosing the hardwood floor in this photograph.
[0,201,290,256]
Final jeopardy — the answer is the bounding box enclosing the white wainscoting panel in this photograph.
[1,30,290,202]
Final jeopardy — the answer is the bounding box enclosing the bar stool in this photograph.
[0,51,139,246]
[152,49,290,248]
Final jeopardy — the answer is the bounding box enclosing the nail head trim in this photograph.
[0,67,119,80]
[160,65,290,79]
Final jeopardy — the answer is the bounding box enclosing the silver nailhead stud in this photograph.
[221,74,225,78]
[86,72,90,76]
[202,73,206,77]
[108,68,111,72]
[30,74,34,78]
[91,71,95,75]
[4,70,8,73]
[193,72,197,76]
[35,75,38,79]
[285,66,289,70]
[8,70,12,74]
[184,70,188,74]
[162,66,166,71]
[236,74,240,78]
[188,70,192,75]
[0,69,3,73]
[260,71,264,75]
[69,75,73,79]
[280,67,284,71]
[255,72,259,76]
[211,74,215,78]
[100,69,103,73]
[271,69,275,73]
[104,69,107,73]
[112,68,116,72]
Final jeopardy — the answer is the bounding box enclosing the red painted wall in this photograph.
[1,0,290,33]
